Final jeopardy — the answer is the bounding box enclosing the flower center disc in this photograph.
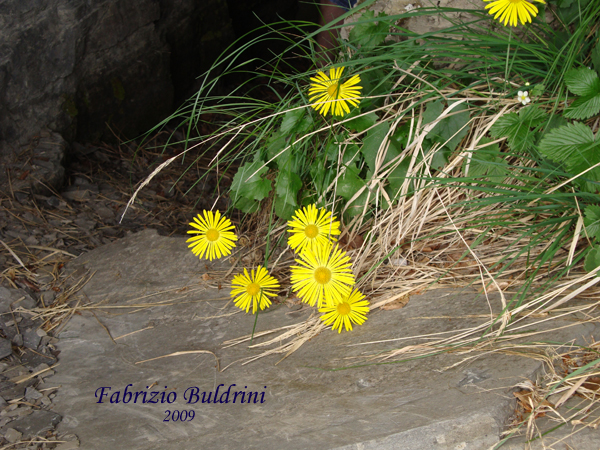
[304,224,319,239]
[206,228,220,242]
[246,282,260,296]
[337,302,351,316]
[314,267,332,284]
[327,84,339,97]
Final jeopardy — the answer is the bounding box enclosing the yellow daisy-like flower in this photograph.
[186,210,238,261]
[484,0,545,27]
[231,266,280,314]
[287,204,341,254]
[290,241,355,308]
[309,66,362,117]
[319,289,369,333]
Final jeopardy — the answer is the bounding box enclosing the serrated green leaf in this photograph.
[490,105,547,152]
[346,112,378,132]
[336,166,365,202]
[230,161,272,202]
[584,246,600,274]
[538,122,596,161]
[429,102,471,152]
[348,10,389,49]
[538,121,600,192]
[584,205,600,240]
[564,94,600,120]
[565,68,600,97]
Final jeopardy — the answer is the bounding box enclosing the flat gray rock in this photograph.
[52,230,600,449]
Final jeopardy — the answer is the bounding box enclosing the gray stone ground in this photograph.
[50,230,600,450]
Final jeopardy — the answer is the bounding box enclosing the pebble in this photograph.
[25,387,43,401]
[4,427,22,443]
[0,339,12,360]
[0,416,13,427]
[36,328,47,337]
[12,334,23,347]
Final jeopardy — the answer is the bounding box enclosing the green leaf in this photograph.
[464,138,507,182]
[538,121,600,192]
[346,112,378,132]
[592,44,600,75]
[431,148,449,169]
[233,196,260,214]
[422,100,444,125]
[361,122,390,172]
[280,108,312,135]
[310,161,331,196]
[358,69,393,110]
[564,68,600,97]
[530,84,544,98]
[545,114,568,132]
[563,68,600,120]
[429,102,471,152]
[344,189,371,219]
[564,94,600,120]
[584,246,600,274]
[266,133,288,162]
[230,161,272,202]
[490,105,547,152]
[274,195,296,220]
[348,10,389,49]
[275,170,302,200]
[584,205,600,240]
[336,166,365,202]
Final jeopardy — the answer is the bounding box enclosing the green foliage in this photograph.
[584,205,600,240]
[592,43,600,75]
[230,161,272,212]
[463,138,507,182]
[584,246,600,274]
[583,205,600,275]
[538,121,600,192]
[564,68,600,120]
[348,11,390,50]
[490,106,547,152]
[427,101,471,152]
[346,112,378,132]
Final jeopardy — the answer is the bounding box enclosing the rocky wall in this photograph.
[0,0,235,156]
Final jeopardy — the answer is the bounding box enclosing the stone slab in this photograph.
[51,230,599,449]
